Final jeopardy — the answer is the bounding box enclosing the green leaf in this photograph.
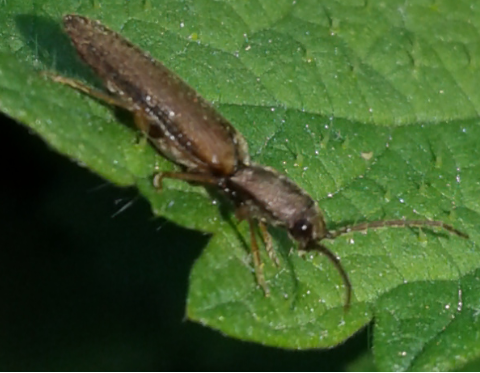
[1,0,480,370]
[347,350,377,372]
[375,273,480,371]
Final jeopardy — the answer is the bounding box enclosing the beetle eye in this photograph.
[291,218,313,240]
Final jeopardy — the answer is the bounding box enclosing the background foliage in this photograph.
[1,0,480,370]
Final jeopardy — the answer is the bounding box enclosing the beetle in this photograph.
[51,14,469,308]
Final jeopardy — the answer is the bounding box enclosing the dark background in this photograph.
[0,112,369,370]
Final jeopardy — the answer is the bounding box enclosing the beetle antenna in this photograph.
[306,242,352,311]
[325,219,468,240]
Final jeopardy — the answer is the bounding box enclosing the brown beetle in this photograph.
[51,15,469,309]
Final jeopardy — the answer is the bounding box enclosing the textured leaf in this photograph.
[1,0,480,370]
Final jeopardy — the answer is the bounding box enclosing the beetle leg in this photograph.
[234,204,249,222]
[153,172,218,191]
[236,206,272,294]
[44,73,134,111]
[259,221,280,267]
[247,218,270,297]
[133,110,151,134]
